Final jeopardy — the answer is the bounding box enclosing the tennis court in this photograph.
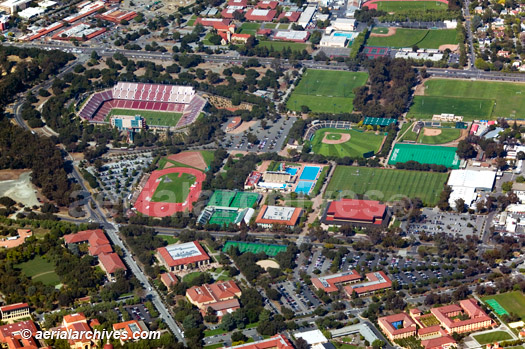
[208,190,236,207]
[223,241,288,257]
[295,181,314,195]
[209,209,239,225]
[300,166,321,180]
[486,299,510,316]
[230,192,259,208]
[388,144,460,169]
[208,190,259,209]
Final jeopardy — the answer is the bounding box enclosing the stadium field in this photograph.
[287,70,369,113]
[418,128,461,144]
[388,143,460,169]
[408,96,493,120]
[107,108,182,127]
[150,172,196,203]
[309,128,384,158]
[474,332,512,345]
[366,29,457,49]
[482,291,525,320]
[325,166,448,205]
[377,0,447,11]
[414,79,525,119]
[223,241,287,257]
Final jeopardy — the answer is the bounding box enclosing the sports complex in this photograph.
[482,291,525,321]
[222,241,287,257]
[78,81,206,128]
[366,28,458,49]
[397,122,464,145]
[197,190,260,226]
[388,144,460,169]
[307,128,385,158]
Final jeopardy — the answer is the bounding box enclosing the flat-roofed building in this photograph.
[332,18,355,31]
[320,35,347,47]
[378,313,417,341]
[255,205,303,228]
[273,30,310,42]
[0,303,30,323]
[311,270,362,293]
[0,0,30,14]
[156,241,211,272]
[111,115,145,131]
[298,6,316,28]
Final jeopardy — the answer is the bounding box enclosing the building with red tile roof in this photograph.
[156,241,210,272]
[227,0,247,6]
[195,17,232,27]
[97,8,137,23]
[257,28,273,36]
[257,0,278,9]
[112,320,149,345]
[245,8,276,21]
[421,335,456,349]
[311,270,362,293]
[277,11,300,22]
[187,281,242,318]
[58,313,96,349]
[255,205,303,228]
[417,325,447,339]
[221,334,293,348]
[221,7,244,18]
[0,320,47,349]
[343,271,392,297]
[431,299,493,334]
[98,253,127,281]
[160,272,179,288]
[378,313,417,341]
[63,229,112,256]
[0,303,30,324]
[322,199,390,227]
[244,171,262,189]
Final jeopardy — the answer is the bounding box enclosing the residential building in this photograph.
[421,335,456,349]
[98,252,127,281]
[378,313,417,341]
[0,303,30,324]
[431,299,493,334]
[156,241,211,272]
[322,199,390,227]
[186,280,242,318]
[254,205,303,228]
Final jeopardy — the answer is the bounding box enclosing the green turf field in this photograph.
[482,291,525,320]
[377,1,447,11]
[388,143,460,168]
[223,241,287,257]
[474,331,512,345]
[230,192,259,208]
[309,128,384,158]
[366,29,457,49]
[209,209,239,225]
[107,108,182,127]
[239,22,261,35]
[325,166,448,205]
[408,96,494,120]
[256,40,308,51]
[16,255,60,286]
[418,128,461,144]
[287,70,369,113]
[209,190,237,207]
[208,190,259,209]
[151,172,196,203]
[411,79,525,119]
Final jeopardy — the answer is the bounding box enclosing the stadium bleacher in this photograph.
[78,82,205,128]
[304,120,352,140]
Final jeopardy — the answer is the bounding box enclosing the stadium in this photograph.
[78,82,207,128]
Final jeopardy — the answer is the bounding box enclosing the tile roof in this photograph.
[0,320,39,349]
[63,229,112,256]
[0,303,29,313]
[187,280,242,305]
[326,199,386,223]
[157,241,210,267]
[98,253,127,274]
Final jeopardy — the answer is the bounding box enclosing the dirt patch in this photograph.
[257,160,272,172]
[423,128,442,136]
[439,44,459,52]
[414,78,430,96]
[256,259,280,270]
[167,151,207,171]
[0,169,30,181]
[0,172,40,207]
[227,120,257,134]
[370,27,397,37]
[322,133,351,144]
[206,94,253,112]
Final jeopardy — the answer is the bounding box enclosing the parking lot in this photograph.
[403,208,486,238]
[124,304,153,323]
[274,280,321,315]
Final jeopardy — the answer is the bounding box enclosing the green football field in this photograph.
[309,128,384,158]
[151,172,196,203]
[388,143,460,168]
[107,108,182,127]
[366,29,457,49]
[377,0,447,11]
[410,79,525,119]
[287,70,369,113]
[418,128,461,144]
[325,166,448,205]
[482,291,525,320]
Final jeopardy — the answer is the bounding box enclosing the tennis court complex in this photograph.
[388,144,460,169]
[223,241,288,257]
[209,209,240,225]
[485,299,509,316]
[208,190,259,209]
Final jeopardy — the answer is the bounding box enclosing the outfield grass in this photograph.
[16,255,60,286]
[256,40,308,51]
[474,331,513,345]
[325,166,448,205]
[366,29,457,49]
[482,291,525,320]
[309,128,384,158]
[239,22,260,35]
[378,0,447,11]
[107,108,182,127]
[150,172,195,203]
[398,122,419,142]
[418,128,461,144]
[411,79,525,119]
[287,70,368,113]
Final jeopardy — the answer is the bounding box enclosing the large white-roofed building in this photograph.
[447,169,496,207]
[156,241,211,272]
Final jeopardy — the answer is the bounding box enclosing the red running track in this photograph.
[134,167,205,217]
[363,0,447,10]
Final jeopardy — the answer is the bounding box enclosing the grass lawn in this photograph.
[474,331,513,345]
[308,128,384,158]
[285,199,314,209]
[200,150,215,167]
[482,291,525,320]
[287,70,368,113]
[239,22,261,34]
[277,23,290,29]
[187,15,196,26]
[204,344,224,349]
[418,128,461,144]
[183,271,203,284]
[419,314,440,327]
[325,166,448,206]
[332,344,360,349]
[398,122,419,142]
[378,0,447,11]
[204,328,228,337]
[411,79,525,119]
[107,108,182,127]
[366,29,457,49]
[159,235,179,244]
[263,23,277,29]
[408,96,493,120]
[16,255,60,286]
[256,40,308,51]
[150,172,195,203]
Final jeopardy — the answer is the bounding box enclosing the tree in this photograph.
[455,198,466,213]
[502,181,513,192]
[456,140,476,159]
[231,331,247,342]
[295,338,309,349]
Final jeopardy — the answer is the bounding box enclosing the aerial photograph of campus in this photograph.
[2,0,525,346]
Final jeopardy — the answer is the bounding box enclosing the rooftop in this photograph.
[157,241,210,267]
[312,270,362,293]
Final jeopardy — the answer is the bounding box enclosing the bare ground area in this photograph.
[439,44,459,52]
[0,171,40,207]
[167,151,207,170]
[322,133,351,144]
[0,169,30,181]
[256,260,280,270]
[370,27,397,37]
[226,120,257,134]
[423,128,442,136]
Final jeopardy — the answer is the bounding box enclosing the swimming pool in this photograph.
[295,181,314,195]
[285,167,298,176]
[300,166,321,181]
[333,32,357,40]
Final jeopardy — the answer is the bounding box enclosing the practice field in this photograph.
[223,241,287,257]
[325,166,448,205]
[408,96,494,120]
[482,291,525,320]
[413,79,525,119]
[418,128,461,144]
[107,108,182,127]
[309,128,384,158]
[388,143,460,169]
[256,40,308,52]
[151,172,196,203]
[366,29,457,49]
[287,70,369,113]
[16,255,60,286]
[239,22,260,35]
[377,0,447,11]
[474,331,512,345]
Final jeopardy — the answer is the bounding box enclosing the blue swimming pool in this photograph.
[300,166,321,181]
[295,181,314,195]
[285,167,298,176]
[333,32,355,39]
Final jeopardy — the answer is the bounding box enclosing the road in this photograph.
[463,0,476,69]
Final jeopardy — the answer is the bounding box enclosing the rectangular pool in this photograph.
[295,181,314,195]
[286,167,298,176]
[300,166,321,181]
